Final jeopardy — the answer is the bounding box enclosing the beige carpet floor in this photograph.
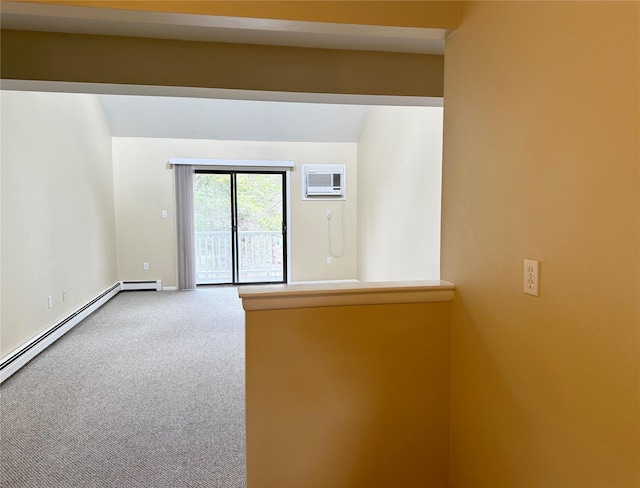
[0,288,246,488]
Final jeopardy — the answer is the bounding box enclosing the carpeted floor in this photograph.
[0,288,246,488]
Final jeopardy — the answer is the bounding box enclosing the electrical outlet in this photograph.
[326,209,332,220]
[48,296,53,309]
[62,289,67,301]
[524,259,540,296]
[162,210,168,218]
[143,262,150,271]
[327,256,332,265]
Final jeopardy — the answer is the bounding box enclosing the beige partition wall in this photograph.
[243,289,452,487]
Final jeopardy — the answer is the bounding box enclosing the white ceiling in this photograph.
[98,95,371,142]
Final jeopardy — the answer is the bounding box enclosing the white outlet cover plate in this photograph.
[524,259,540,296]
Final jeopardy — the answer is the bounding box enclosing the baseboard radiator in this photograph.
[120,280,162,291]
[0,282,121,383]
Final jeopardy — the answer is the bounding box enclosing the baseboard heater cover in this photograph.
[120,280,162,291]
[0,282,121,383]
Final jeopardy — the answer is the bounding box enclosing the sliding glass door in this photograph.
[194,171,286,285]
[194,173,233,284]
[235,173,285,284]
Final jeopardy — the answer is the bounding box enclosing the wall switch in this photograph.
[62,289,67,301]
[143,262,150,271]
[48,296,53,309]
[326,210,332,220]
[327,256,332,265]
[524,259,540,296]
[162,210,168,218]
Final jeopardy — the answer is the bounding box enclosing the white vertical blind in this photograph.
[175,165,197,290]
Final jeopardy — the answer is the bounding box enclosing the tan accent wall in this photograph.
[0,91,117,357]
[0,30,444,99]
[112,138,357,286]
[245,302,451,487]
[13,1,461,29]
[357,106,442,281]
[442,2,640,486]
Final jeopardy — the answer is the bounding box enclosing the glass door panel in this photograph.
[236,173,284,283]
[194,173,233,284]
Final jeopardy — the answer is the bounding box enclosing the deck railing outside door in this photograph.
[195,230,283,284]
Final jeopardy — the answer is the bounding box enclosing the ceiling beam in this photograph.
[1,29,445,98]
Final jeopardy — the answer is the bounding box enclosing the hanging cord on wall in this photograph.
[328,198,345,258]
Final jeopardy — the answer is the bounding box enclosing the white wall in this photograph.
[357,106,442,281]
[112,138,357,286]
[1,91,118,357]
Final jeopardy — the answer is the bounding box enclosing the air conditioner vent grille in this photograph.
[302,164,346,199]
[308,173,332,187]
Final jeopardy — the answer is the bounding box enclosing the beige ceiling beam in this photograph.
[0,29,444,98]
[9,1,461,30]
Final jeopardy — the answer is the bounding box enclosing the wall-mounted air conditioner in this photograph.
[302,164,346,200]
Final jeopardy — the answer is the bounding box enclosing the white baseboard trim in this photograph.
[162,286,177,291]
[0,282,121,383]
